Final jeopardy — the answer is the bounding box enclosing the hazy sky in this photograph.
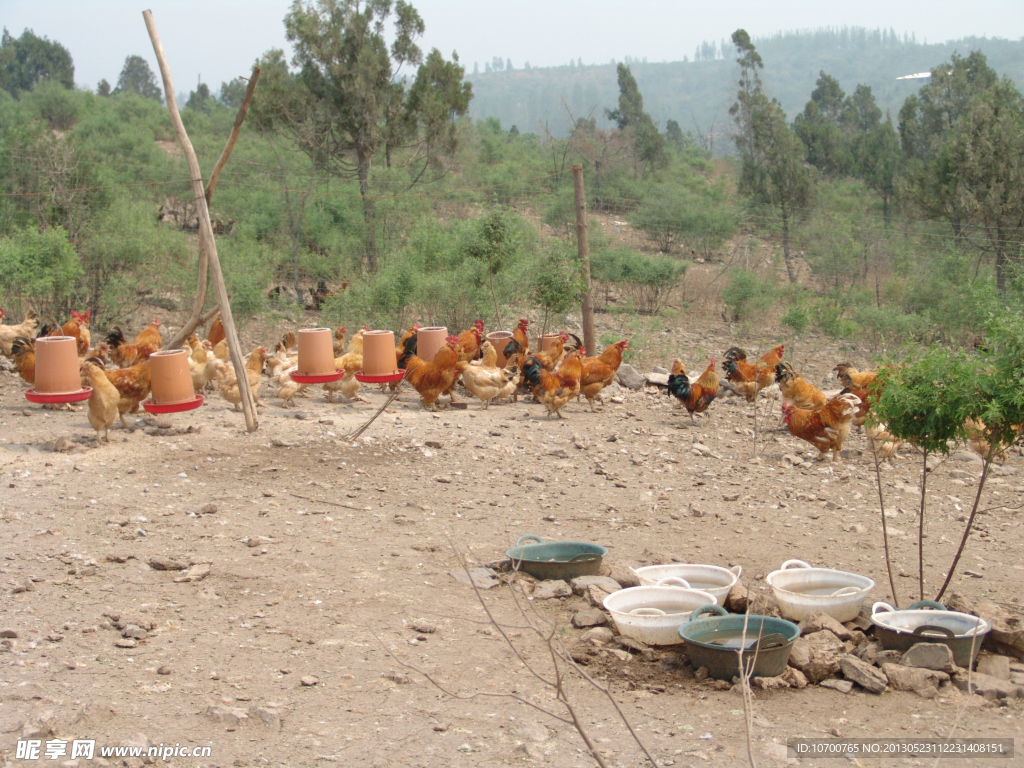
[5,1,1024,94]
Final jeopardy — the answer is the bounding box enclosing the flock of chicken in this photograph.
[0,308,984,462]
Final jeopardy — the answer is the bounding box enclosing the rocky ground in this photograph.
[0,325,1022,768]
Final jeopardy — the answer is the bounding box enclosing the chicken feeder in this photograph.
[26,336,92,404]
[294,327,343,384]
[486,331,513,366]
[149,349,195,405]
[416,326,448,363]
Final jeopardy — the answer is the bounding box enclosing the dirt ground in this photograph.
[1,323,1022,768]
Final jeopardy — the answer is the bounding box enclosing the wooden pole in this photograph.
[572,164,596,355]
[168,65,261,351]
[144,10,258,432]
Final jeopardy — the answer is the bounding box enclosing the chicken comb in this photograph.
[413,323,422,330]
[445,335,460,344]
[518,318,529,326]
[339,325,346,332]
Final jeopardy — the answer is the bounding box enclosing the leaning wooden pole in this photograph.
[168,65,261,351]
[572,164,596,355]
[144,9,258,432]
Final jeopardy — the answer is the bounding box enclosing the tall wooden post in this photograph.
[572,164,596,355]
[144,10,258,432]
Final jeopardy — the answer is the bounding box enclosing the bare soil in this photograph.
[1,325,1022,768]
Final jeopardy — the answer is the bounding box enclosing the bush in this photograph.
[0,226,83,317]
[590,247,688,315]
[780,304,810,334]
[722,269,774,322]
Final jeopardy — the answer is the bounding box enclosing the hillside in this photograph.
[467,28,1024,142]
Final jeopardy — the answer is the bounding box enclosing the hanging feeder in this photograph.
[292,327,343,384]
[25,336,92,404]
[486,331,513,366]
[143,348,204,414]
[538,333,563,352]
[356,330,404,384]
[416,326,448,363]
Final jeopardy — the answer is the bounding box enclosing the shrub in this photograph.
[0,226,83,317]
[590,247,688,315]
[780,304,810,334]
[721,269,774,322]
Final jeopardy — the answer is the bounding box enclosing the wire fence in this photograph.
[1,144,1020,359]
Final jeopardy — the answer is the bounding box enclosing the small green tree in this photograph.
[185,81,212,112]
[0,28,74,96]
[0,226,83,317]
[532,243,583,336]
[465,208,522,329]
[113,55,163,102]
[729,29,814,284]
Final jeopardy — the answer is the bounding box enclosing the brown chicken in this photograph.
[405,335,460,411]
[217,347,267,410]
[386,323,421,393]
[522,349,583,419]
[782,393,862,462]
[9,336,36,384]
[839,385,873,428]
[89,358,152,429]
[332,326,348,357]
[442,320,485,402]
[775,362,827,410]
[62,310,92,355]
[0,310,40,357]
[325,330,366,403]
[188,340,221,392]
[723,344,784,402]
[207,314,225,347]
[833,363,876,390]
[457,341,519,409]
[578,340,628,411]
[81,360,120,443]
[502,318,530,360]
[533,332,568,372]
[665,357,719,424]
[107,319,162,367]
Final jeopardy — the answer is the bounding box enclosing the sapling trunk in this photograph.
[871,439,900,607]
[918,448,929,602]
[935,453,994,601]
[488,272,503,332]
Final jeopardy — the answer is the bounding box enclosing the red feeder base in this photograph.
[291,371,344,384]
[26,387,92,404]
[143,394,204,414]
[354,370,406,384]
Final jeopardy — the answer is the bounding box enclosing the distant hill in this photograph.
[466,28,1024,147]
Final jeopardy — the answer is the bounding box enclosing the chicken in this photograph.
[9,336,36,384]
[0,310,40,357]
[81,342,111,366]
[723,344,784,402]
[212,339,230,362]
[522,349,583,419]
[866,421,903,460]
[666,358,719,425]
[188,341,221,392]
[456,341,519,409]
[324,330,367,403]
[774,362,827,410]
[833,363,876,391]
[839,385,873,428]
[781,392,861,462]
[405,335,460,411]
[964,418,1017,464]
[503,318,530,361]
[107,319,162,367]
[578,340,628,411]
[218,347,267,410]
[81,360,120,443]
[533,332,568,372]
[89,359,152,429]
[441,320,485,402]
[281,331,297,353]
[207,314,225,347]
[332,326,348,357]
[62,310,92,356]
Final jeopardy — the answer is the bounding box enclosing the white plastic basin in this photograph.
[632,564,742,605]
[603,581,717,645]
[766,559,874,622]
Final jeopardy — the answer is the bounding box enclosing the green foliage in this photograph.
[722,268,775,322]
[606,63,667,175]
[464,207,523,276]
[114,55,163,102]
[591,246,687,315]
[0,27,74,96]
[0,226,82,316]
[780,303,809,333]
[532,242,583,328]
[629,185,737,258]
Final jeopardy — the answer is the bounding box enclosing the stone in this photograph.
[581,627,614,644]
[0,628,18,638]
[946,592,1024,660]
[900,643,956,673]
[781,667,809,689]
[157,665,172,675]
[645,372,669,387]
[820,679,854,693]
[875,650,902,665]
[976,654,1011,681]
[571,609,607,629]
[206,705,248,725]
[250,706,281,731]
[148,556,186,571]
[856,641,881,665]
[881,663,949,693]
[951,671,1022,700]
[586,584,613,608]
[788,638,812,670]
[411,619,437,634]
[803,650,842,684]
[804,629,845,653]
[616,364,646,390]
[12,578,35,593]
[801,612,853,641]
[915,684,939,699]
[694,666,709,681]
[569,575,621,595]
[198,503,217,514]
[449,567,499,590]
[114,638,138,648]
[174,562,211,583]
[951,452,982,464]
[603,563,640,588]
[753,675,790,690]
[300,676,319,687]
[532,580,572,600]
[839,654,888,694]
[724,581,749,613]
[383,670,410,684]
[20,710,56,739]
[122,624,148,639]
